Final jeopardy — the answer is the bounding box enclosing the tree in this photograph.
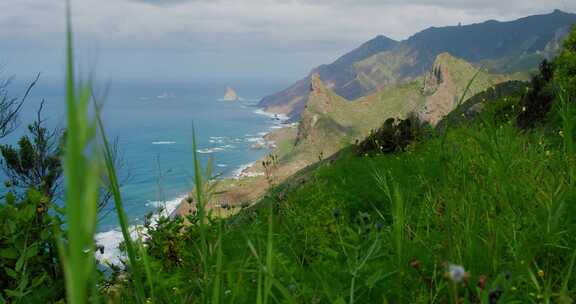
[1,101,128,217]
[0,73,40,139]
[1,101,63,199]
[554,25,576,96]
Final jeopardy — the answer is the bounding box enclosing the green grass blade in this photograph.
[60,3,100,303]
[95,108,147,303]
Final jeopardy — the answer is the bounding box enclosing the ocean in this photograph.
[0,77,288,263]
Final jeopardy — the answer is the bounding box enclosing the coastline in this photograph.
[95,106,291,266]
[173,108,298,218]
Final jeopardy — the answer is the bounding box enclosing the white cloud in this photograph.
[0,0,573,79]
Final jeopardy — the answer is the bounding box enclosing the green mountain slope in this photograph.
[289,53,508,162]
[259,9,576,119]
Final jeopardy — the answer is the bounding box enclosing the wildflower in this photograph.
[537,269,544,278]
[447,263,466,283]
[559,130,565,138]
[522,106,526,112]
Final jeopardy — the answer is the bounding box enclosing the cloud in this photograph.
[132,0,211,6]
[0,0,573,79]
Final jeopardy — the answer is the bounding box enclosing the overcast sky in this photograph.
[1,0,574,82]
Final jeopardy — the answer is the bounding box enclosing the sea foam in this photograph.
[152,141,176,145]
[95,194,186,266]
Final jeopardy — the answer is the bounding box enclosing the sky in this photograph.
[1,0,574,82]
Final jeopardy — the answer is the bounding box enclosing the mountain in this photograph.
[290,53,508,160]
[259,35,399,117]
[259,9,576,119]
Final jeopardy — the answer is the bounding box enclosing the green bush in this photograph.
[0,189,65,302]
[355,114,430,156]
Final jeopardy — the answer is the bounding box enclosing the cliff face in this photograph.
[417,53,507,125]
[294,74,349,154]
[259,10,576,119]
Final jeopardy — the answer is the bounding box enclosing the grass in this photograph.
[58,3,101,303]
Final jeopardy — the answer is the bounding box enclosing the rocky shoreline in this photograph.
[172,114,299,218]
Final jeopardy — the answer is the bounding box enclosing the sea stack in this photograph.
[223,86,239,101]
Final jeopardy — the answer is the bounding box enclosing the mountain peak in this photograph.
[309,73,325,93]
[307,73,344,115]
[259,10,576,119]
[553,9,568,14]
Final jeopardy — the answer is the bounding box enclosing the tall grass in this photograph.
[59,3,152,303]
[557,85,575,183]
[58,3,100,303]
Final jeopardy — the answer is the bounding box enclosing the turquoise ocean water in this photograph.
[1,78,288,263]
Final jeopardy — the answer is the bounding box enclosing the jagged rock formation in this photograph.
[293,53,509,159]
[417,53,506,125]
[259,35,398,117]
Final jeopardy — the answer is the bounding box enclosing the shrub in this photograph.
[516,59,555,129]
[0,189,65,302]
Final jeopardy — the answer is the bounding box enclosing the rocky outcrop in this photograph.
[223,86,239,101]
[258,35,399,117]
[417,53,508,125]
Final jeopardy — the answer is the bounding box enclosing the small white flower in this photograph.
[448,264,466,283]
